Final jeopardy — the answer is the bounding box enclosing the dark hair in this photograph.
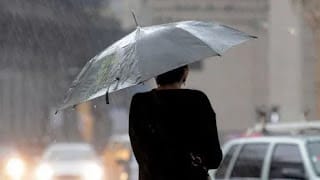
[155,65,188,85]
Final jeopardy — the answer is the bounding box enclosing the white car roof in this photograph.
[42,143,98,161]
[45,143,94,151]
[224,136,320,147]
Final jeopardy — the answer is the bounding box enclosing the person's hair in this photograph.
[155,65,188,86]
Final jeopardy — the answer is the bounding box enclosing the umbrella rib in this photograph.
[176,26,222,56]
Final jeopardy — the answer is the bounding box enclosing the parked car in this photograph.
[210,136,320,180]
[35,142,105,180]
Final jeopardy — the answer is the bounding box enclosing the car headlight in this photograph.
[5,157,25,179]
[83,163,104,180]
[35,164,53,180]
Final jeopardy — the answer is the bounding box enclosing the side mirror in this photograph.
[281,167,306,180]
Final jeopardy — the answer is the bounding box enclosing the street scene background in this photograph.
[1,0,320,180]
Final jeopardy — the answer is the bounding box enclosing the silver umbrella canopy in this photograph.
[59,21,256,110]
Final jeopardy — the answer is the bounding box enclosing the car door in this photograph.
[228,143,269,180]
[268,143,307,180]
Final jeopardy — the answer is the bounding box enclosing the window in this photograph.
[307,141,320,176]
[269,144,305,179]
[215,144,238,178]
[230,143,269,178]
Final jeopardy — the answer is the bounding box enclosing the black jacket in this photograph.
[129,89,222,180]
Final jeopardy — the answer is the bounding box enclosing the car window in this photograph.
[230,143,269,178]
[307,141,320,176]
[269,144,305,179]
[215,144,239,179]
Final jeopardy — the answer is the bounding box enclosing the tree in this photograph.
[301,0,320,118]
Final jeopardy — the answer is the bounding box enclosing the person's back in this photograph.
[129,66,222,180]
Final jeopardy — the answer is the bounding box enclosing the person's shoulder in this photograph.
[183,89,208,97]
[132,91,152,100]
[183,89,212,104]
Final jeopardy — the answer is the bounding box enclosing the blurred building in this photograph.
[110,0,317,139]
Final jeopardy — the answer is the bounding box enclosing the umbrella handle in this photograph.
[105,91,109,104]
[105,78,120,105]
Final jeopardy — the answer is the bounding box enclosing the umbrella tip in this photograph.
[131,10,139,27]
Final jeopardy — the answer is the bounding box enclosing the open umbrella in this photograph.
[58,20,256,110]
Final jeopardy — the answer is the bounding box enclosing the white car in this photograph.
[35,143,104,180]
[210,136,320,180]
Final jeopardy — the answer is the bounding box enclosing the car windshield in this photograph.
[45,148,95,161]
[307,141,320,176]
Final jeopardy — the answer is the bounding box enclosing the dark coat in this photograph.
[129,89,222,180]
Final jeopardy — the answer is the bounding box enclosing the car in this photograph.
[0,146,27,180]
[209,136,320,180]
[35,142,105,180]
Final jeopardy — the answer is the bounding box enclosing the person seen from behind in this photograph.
[129,65,222,180]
